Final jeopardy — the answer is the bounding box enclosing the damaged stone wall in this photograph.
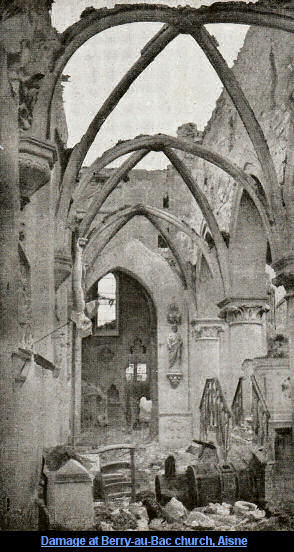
[162,26,294,302]
[0,1,73,529]
[181,26,294,234]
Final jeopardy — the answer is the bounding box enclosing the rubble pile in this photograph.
[93,496,274,532]
[80,438,294,531]
[95,503,138,531]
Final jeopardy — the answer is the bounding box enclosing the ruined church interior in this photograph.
[1,0,294,531]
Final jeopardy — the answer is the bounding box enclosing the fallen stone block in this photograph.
[204,502,232,516]
[164,497,187,519]
[136,518,149,530]
[110,508,138,530]
[185,511,216,530]
[233,501,257,518]
[46,459,94,530]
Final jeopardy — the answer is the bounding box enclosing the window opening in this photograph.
[126,364,135,381]
[137,363,147,382]
[97,272,117,330]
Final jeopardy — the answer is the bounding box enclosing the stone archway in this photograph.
[81,268,158,444]
[85,238,193,447]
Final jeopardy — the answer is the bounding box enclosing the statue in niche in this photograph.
[167,324,183,370]
[166,302,183,386]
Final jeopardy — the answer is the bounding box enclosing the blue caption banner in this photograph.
[41,535,248,548]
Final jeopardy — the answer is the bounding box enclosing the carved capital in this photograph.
[191,319,225,340]
[19,136,56,200]
[218,298,269,324]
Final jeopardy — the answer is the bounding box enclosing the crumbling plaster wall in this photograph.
[192,26,294,404]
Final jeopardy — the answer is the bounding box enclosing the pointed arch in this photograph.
[73,140,231,292]
[69,134,275,285]
[53,4,294,84]
[34,3,294,165]
[84,203,220,284]
[229,189,269,298]
[230,180,275,259]
[163,147,230,290]
[76,134,272,240]
[190,26,281,218]
[84,208,191,295]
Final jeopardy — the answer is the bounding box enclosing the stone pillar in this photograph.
[190,319,225,438]
[149,327,158,439]
[158,301,192,447]
[71,325,82,445]
[218,298,268,405]
[272,258,294,434]
[286,291,294,432]
[0,46,23,529]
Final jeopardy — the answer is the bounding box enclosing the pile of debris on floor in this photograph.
[90,436,294,531]
[41,440,294,531]
[94,495,293,531]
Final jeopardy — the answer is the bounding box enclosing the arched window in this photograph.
[94,272,119,335]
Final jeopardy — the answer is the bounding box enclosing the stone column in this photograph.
[149,327,158,439]
[158,301,192,447]
[218,298,269,405]
[0,46,23,529]
[272,258,294,434]
[71,325,82,445]
[286,291,294,433]
[190,319,225,438]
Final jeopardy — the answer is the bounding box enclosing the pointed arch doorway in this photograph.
[81,269,158,444]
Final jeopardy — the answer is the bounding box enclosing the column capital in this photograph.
[191,318,225,340]
[218,297,269,325]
